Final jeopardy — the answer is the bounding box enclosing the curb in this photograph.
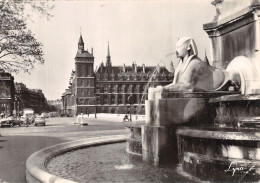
[26,135,127,183]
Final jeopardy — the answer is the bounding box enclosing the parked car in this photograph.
[41,112,49,118]
[34,116,46,126]
[20,114,35,124]
[0,116,23,127]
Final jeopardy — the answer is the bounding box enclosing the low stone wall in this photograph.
[26,135,127,183]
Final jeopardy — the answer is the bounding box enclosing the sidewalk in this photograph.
[75,113,146,124]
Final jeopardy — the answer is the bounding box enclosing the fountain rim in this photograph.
[209,94,260,103]
[26,135,127,183]
[177,126,260,141]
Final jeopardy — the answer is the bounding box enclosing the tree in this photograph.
[0,0,53,73]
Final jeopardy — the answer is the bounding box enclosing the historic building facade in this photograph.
[0,69,15,117]
[62,34,174,116]
[0,70,49,117]
[15,82,48,115]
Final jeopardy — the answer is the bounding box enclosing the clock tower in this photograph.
[74,33,95,114]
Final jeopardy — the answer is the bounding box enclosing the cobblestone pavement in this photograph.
[0,117,128,183]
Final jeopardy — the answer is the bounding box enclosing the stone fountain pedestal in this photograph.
[141,90,235,166]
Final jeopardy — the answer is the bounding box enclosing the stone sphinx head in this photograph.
[175,37,198,59]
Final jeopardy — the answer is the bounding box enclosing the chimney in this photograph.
[134,64,137,73]
[142,64,145,73]
[123,63,126,72]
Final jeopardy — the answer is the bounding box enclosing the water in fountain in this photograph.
[136,52,176,115]
[47,142,196,182]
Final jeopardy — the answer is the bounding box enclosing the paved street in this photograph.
[0,117,128,183]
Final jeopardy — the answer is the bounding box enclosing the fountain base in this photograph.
[142,125,178,166]
[177,126,260,182]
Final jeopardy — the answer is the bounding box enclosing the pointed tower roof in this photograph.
[106,41,112,67]
[78,34,84,45]
[75,31,93,58]
[77,29,85,54]
[107,41,110,57]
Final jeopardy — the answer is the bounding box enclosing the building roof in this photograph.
[75,50,93,58]
[95,64,170,76]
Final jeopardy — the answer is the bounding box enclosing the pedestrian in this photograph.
[25,115,29,127]
[123,114,129,122]
[81,109,83,124]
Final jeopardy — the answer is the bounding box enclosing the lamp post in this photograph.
[15,95,23,117]
[17,101,19,117]
[4,103,6,118]
[94,96,97,118]
[14,95,17,117]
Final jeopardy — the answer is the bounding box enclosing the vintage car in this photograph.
[34,116,46,126]
[0,116,23,127]
[20,114,35,125]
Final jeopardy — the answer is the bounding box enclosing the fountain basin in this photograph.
[177,126,260,182]
[46,142,202,183]
[124,121,145,156]
[26,135,127,183]
[27,134,199,183]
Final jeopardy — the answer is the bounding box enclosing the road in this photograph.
[0,117,128,183]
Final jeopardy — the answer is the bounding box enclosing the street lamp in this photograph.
[94,96,97,118]
[14,95,17,117]
[17,101,20,117]
[14,95,23,117]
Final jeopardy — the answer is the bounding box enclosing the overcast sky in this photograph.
[14,0,216,100]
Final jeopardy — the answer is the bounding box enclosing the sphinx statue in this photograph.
[159,37,240,93]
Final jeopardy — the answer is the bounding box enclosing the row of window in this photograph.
[95,84,150,93]
[96,74,172,81]
[77,94,148,105]
[78,80,92,87]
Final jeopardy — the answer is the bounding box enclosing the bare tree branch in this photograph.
[0,0,53,73]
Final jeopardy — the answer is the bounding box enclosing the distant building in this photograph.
[15,83,48,115]
[0,69,15,117]
[62,34,174,116]
[47,99,63,111]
